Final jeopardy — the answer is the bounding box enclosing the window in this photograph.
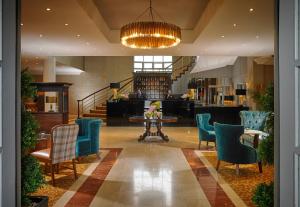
[133,56,173,73]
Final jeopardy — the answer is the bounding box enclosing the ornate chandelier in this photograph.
[120,0,181,49]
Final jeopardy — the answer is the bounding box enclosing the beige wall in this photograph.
[55,56,133,114]
[188,57,274,109]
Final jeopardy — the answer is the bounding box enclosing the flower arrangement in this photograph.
[145,101,162,119]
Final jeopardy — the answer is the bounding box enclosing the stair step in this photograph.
[82,114,107,121]
[96,106,107,110]
[90,109,106,114]
[83,113,106,118]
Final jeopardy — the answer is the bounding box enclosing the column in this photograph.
[43,57,57,112]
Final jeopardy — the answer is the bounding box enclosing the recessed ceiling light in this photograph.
[64,23,69,26]
[249,8,254,12]
[76,34,81,38]
[221,35,225,38]
[46,8,51,11]
[21,23,24,26]
[39,34,43,38]
[233,23,237,27]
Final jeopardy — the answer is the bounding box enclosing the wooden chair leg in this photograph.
[50,164,55,186]
[44,163,48,174]
[56,164,59,174]
[216,160,221,171]
[198,140,201,150]
[72,159,78,180]
[258,161,263,173]
[236,164,240,175]
[96,151,101,159]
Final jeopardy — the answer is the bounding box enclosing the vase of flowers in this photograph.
[145,101,162,119]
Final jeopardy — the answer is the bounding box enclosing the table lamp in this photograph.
[45,96,57,112]
[110,82,120,100]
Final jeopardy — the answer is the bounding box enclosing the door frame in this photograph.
[2,0,21,206]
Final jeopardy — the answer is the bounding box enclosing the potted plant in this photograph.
[252,182,274,207]
[252,83,274,206]
[21,70,47,206]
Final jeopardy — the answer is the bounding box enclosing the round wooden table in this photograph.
[129,116,178,142]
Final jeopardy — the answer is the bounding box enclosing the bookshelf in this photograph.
[134,73,171,100]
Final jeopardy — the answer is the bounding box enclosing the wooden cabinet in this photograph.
[28,82,72,133]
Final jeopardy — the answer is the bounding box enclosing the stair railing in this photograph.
[108,78,134,100]
[77,76,133,118]
[171,56,197,81]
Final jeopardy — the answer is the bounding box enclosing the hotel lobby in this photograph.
[6,0,283,206]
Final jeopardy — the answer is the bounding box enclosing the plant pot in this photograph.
[29,196,48,207]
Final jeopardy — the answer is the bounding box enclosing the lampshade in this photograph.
[45,96,57,103]
[110,83,120,89]
[188,79,197,89]
[224,95,234,101]
[235,89,247,96]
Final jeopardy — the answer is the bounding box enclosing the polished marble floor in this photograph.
[54,127,246,207]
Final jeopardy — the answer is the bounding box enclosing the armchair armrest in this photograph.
[207,124,214,131]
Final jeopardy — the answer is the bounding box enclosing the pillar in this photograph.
[43,57,57,112]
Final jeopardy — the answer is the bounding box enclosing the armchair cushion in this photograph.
[31,148,50,163]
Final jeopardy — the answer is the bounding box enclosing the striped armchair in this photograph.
[31,124,79,186]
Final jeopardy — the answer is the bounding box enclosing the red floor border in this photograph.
[65,148,122,207]
[182,148,236,207]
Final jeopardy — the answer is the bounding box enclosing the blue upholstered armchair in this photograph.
[240,111,270,131]
[75,118,102,158]
[240,111,270,146]
[214,123,261,175]
[196,113,216,149]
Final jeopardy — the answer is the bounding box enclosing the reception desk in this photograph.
[194,105,249,125]
[106,100,249,126]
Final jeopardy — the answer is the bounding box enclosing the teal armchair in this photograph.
[240,111,270,131]
[214,122,262,175]
[240,111,270,146]
[196,113,216,149]
[75,118,102,158]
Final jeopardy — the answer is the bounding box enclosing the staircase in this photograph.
[82,103,107,122]
[77,77,133,122]
[171,56,197,82]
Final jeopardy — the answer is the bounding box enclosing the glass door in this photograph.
[279,0,300,205]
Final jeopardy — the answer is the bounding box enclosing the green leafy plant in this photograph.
[252,182,274,207]
[252,83,274,206]
[21,70,44,206]
[252,83,274,164]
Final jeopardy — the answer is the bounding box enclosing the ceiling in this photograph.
[21,0,274,57]
[93,0,209,30]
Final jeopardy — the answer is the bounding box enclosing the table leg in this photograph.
[156,122,169,142]
[138,122,151,142]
